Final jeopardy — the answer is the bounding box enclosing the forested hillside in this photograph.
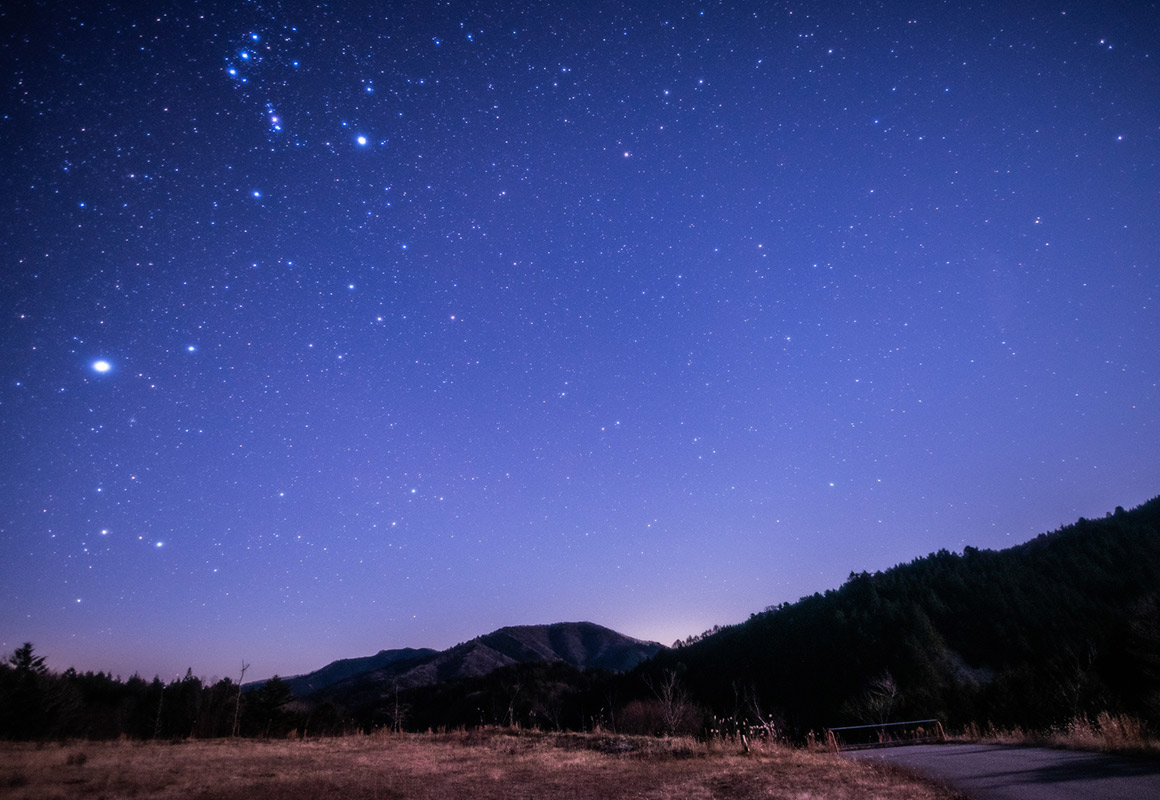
[647,497,1160,733]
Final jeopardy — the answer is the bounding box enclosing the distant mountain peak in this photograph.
[278,621,664,699]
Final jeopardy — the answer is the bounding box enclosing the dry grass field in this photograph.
[0,729,963,799]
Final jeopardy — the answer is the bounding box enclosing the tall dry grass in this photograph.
[0,728,964,799]
[961,712,1160,757]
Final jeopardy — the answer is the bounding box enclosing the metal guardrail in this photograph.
[824,718,946,752]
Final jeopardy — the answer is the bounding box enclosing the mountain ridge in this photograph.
[273,647,438,696]
[272,621,664,699]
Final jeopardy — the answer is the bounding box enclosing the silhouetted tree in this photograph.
[244,676,295,737]
[0,643,51,738]
[8,643,47,675]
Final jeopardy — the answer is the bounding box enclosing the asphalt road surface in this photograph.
[847,743,1160,800]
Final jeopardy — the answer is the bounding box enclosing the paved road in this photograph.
[847,743,1160,800]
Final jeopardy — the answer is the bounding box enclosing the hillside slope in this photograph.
[648,497,1160,732]
[277,648,438,696]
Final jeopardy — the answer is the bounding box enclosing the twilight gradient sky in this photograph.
[2,0,1158,682]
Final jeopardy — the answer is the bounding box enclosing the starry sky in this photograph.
[2,0,1158,682]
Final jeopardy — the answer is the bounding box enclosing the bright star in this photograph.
[357,135,368,146]
[92,360,111,373]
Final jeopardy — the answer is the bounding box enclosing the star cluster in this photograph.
[1,1,1157,680]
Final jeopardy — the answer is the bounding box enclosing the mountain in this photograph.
[646,496,1160,732]
[277,648,438,696]
[283,622,663,702]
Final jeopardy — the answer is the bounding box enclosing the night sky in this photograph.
[2,1,1158,682]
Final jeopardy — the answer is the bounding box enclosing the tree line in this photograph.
[4,497,1159,740]
[0,647,350,740]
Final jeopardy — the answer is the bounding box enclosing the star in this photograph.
[4,0,1155,687]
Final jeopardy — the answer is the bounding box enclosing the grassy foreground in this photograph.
[0,729,962,799]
